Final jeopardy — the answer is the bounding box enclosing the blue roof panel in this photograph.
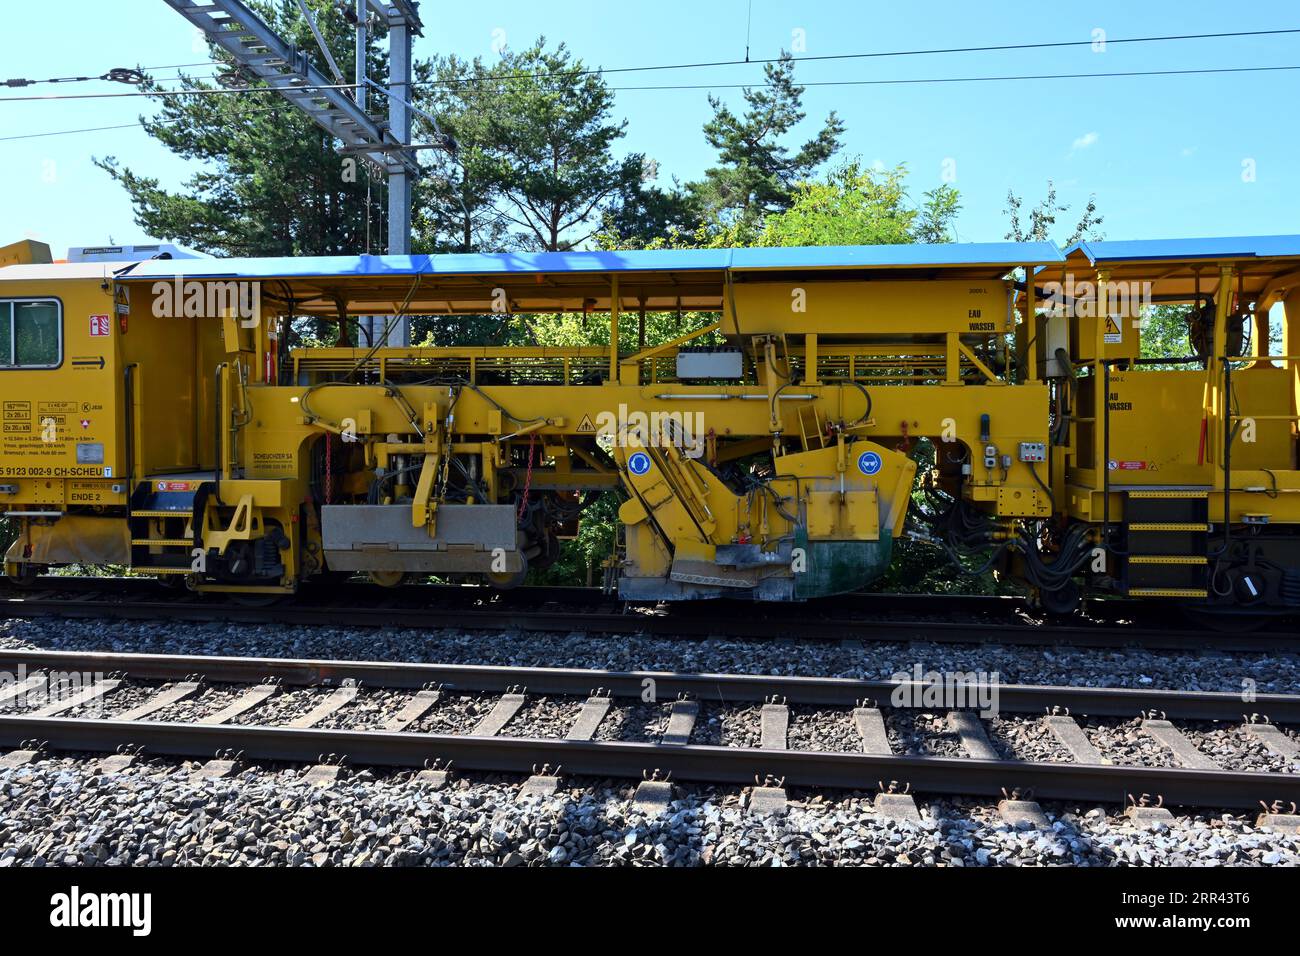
[730,241,1060,270]
[1065,235,1300,265]
[119,241,1062,281]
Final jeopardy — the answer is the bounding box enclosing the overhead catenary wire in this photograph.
[0,81,362,103]
[420,27,1300,87]
[4,23,1299,103]
[9,57,1299,142]
[0,103,295,143]
[3,60,221,88]
[598,64,1300,93]
[5,26,1297,95]
[5,63,1298,108]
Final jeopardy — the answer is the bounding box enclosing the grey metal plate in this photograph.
[322,504,522,573]
[676,350,743,379]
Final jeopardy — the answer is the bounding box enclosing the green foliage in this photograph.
[760,161,960,248]
[96,0,384,261]
[874,538,1016,595]
[1003,180,1103,244]
[916,185,963,244]
[871,440,1018,595]
[599,161,702,250]
[413,53,512,253]
[527,493,622,587]
[1139,304,1196,364]
[688,53,844,232]
[0,517,15,562]
[418,39,644,252]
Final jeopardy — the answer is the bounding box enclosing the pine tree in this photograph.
[95,0,386,259]
[474,39,645,251]
[689,53,844,231]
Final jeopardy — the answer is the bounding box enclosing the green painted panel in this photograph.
[793,531,893,599]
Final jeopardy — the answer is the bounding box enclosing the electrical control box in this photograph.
[1018,442,1046,462]
[676,347,744,380]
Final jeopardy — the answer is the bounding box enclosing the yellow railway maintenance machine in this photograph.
[1032,236,1300,616]
[3,239,1069,603]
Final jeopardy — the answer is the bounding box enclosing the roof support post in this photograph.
[803,333,819,386]
[609,275,620,382]
[1094,269,1110,484]
[1285,290,1300,426]
[355,0,377,350]
[1207,265,1235,471]
[386,10,413,347]
[943,331,961,385]
[1023,266,1037,382]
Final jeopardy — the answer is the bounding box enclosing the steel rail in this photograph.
[2,591,1293,651]
[0,574,1180,619]
[0,649,1293,721]
[0,714,1294,810]
[3,575,1059,613]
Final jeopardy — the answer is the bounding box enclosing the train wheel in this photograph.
[227,592,289,608]
[367,570,408,588]
[1039,579,1081,616]
[486,553,528,590]
[531,530,562,571]
[5,564,42,588]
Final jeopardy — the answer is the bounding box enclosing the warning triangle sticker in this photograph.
[1104,315,1121,335]
[577,414,596,433]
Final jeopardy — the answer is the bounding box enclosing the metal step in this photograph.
[1123,488,1212,497]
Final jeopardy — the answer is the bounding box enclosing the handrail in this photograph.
[1102,361,1113,552]
[1211,357,1233,558]
[214,363,226,506]
[123,363,137,518]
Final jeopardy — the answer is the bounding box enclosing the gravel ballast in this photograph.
[3,614,1298,867]
[2,757,1298,868]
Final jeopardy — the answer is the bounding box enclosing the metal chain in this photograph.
[517,432,536,522]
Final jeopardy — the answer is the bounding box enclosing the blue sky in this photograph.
[1,0,1297,257]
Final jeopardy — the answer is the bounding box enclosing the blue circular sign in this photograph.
[857,450,882,476]
[628,451,652,476]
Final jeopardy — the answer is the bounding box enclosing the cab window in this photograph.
[0,299,61,368]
